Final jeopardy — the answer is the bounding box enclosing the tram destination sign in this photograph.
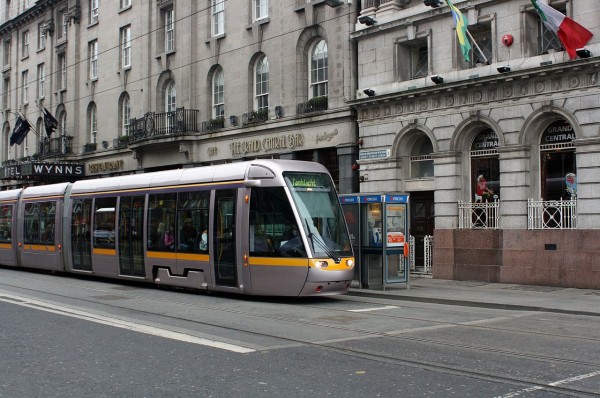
[1,161,85,180]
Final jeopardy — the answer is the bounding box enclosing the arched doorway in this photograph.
[540,119,576,200]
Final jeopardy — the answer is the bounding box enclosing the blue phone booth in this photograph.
[340,193,410,289]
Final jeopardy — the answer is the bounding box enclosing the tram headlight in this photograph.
[346,259,354,268]
[315,261,329,269]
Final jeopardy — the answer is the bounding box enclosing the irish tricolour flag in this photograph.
[531,0,593,60]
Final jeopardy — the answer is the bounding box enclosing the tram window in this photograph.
[94,197,116,249]
[177,190,209,253]
[40,202,56,244]
[0,205,12,243]
[147,193,176,251]
[24,203,40,244]
[250,187,304,257]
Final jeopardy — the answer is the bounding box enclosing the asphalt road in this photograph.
[1,267,599,398]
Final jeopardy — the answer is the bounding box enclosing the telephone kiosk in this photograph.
[340,193,410,289]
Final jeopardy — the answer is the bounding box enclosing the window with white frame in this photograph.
[37,63,45,98]
[59,111,67,134]
[2,77,10,110]
[254,0,268,21]
[309,39,327,99]
[37,22,46,50]
[3,39,11,66]
[212,0,224,36]
[90,0,99,24]
[21,30,29,58]
[121,93,131,136]
[58,10,67,39]
[165,82,176,112]
[120,0,131,9]
[164,7,174,52]
[255,56,269,111]
[89,40,98,80]
[121,26,131,68]
[89,102,97,143]
[58,53,66,90]
[212,67,224,117]
[22,70,28,103]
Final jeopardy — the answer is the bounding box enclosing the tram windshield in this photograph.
[284,172,352,259]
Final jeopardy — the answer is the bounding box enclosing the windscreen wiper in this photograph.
[305,218,340,263]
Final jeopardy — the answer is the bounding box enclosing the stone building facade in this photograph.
[0,0,359,193]
[351,0,600,288]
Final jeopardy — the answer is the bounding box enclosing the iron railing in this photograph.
[129,107,199,143]
[528,198,576,229]
[458,200,500,229]
[36,135,73,159]
[242,110,269,125]
[423,235,434,274]
[201,117,225,132]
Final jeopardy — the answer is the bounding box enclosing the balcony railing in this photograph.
[297,96,328,115]
[129,107,199,143]
[36,135,73,159]
[528,198,576,230]
[458,200,500,229]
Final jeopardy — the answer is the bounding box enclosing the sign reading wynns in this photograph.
[2,162,85,179]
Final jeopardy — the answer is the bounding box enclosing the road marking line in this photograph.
[496,370,600,398]
[0,293,255,354]
[348,305,399,313]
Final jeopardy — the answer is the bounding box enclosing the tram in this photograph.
[0,160,354,296]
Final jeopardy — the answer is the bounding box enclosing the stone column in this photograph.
[497,145,531,229]
[574,137,600,229]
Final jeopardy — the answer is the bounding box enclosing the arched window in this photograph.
[410,135,434,178]
[212,67,224,118]
[59,110,67,135]
[87,102,97,143]
[120,93,131,136]
[309,39,327,99]
[540,119,576,200]
[255,56,269,111]
[470,129,499,202]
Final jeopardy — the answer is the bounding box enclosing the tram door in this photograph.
[71,198,93,271]
[214,189,237,287]
[118,196,145,277]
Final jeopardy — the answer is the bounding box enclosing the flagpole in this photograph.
[465,29,490,65]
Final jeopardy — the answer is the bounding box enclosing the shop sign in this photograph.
[88,160,125,174]
[360,195,382,203]
[2,162,85,179]
[542,120,575,144]
[230,133,304,156]
[385,195,409,203]
[471,129,499,150]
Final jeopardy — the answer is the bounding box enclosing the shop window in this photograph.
[470,129,499,202]
[540,120,576,200]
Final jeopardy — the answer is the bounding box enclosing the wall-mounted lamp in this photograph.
[229,115,238,126]
[323,0,343,7]
[430,75,444,84]
[363,88,375,97]
[576,48,592,58]
[358,15,376,26]
[497,66,511,73]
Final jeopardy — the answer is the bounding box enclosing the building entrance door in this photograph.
[409,191,434,272]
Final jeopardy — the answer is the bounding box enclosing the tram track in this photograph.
[1,270,600,397]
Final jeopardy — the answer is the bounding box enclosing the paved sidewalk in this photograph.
[348,276,600,316]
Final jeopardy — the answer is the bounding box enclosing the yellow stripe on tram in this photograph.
[23,244,56,252]
[248,257,309,267]
[147,251,210,262]
[0,243,11,249]
[93,248,117,256]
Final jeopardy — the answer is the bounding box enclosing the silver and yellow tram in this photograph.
[0,160,354,296]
